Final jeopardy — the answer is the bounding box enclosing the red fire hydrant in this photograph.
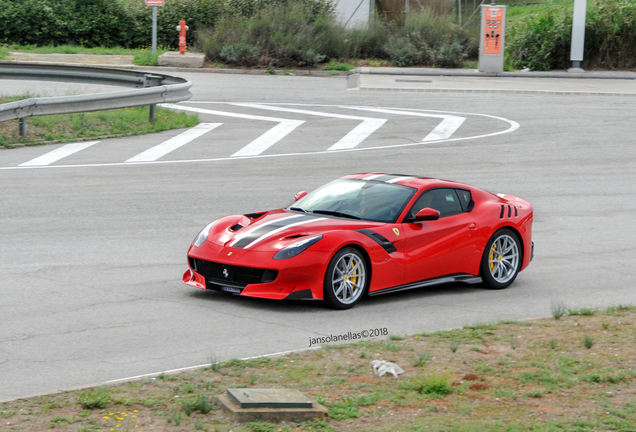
[176,20,189,54]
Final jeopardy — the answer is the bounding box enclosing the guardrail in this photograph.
[0,63,193,135]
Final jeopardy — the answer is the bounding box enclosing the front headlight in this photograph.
[273,235,322,260]
[192,220,218,248]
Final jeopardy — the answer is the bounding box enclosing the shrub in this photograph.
[507,0,636,71]
[199,0,343,67]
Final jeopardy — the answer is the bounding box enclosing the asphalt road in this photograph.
[1,70,635,401]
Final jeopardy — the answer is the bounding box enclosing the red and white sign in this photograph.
[146,0,164,6]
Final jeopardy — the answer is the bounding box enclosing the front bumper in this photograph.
[183,243,330,300]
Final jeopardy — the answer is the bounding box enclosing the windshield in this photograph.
[290,179,416,223]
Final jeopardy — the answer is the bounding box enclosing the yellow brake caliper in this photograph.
[489,244,497,272]
[350,261,357,287]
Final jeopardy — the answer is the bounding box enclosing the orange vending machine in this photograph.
[478,3,507,73]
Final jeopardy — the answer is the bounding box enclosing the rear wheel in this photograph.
[323,247,368,310]
[481,229,521,289]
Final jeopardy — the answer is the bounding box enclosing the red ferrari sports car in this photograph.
[183,173,533,309]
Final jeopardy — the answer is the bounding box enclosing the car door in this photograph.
[401,188,478,283]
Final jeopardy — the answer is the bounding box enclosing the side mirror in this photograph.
[412,207,440,222]
[294,191,307,201]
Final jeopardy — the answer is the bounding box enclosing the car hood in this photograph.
[204,209,384,252]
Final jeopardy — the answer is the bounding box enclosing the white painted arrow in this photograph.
[231,103,387,151]
[126,123,221,162]
[340,106,466,142]
[160,103,304,157]
[19,141,100,166]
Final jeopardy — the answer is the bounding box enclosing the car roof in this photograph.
[342,173,468,191]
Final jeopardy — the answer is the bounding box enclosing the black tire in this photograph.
[480,228,522,290]
[323,247,368,310]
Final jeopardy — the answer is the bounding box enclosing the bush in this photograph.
[0,0,225,49]
[382,10,476,67]
[198,0,344,67]
[507,0,636,71]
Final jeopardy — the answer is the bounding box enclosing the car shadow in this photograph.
[185,281,488,313]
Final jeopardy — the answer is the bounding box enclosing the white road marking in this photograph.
[2,104,520,170]
[125,123,221,163]
[19,141,100,166]
[231,103,387,151]
[338,106,466,142]
[161,103,304,157]
[231,120,304,157]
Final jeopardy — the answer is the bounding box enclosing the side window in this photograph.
[410,188,464,219]
[455,189,472,211]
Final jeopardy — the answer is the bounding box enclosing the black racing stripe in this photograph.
[232,215,317,249]
[357,229,397,254]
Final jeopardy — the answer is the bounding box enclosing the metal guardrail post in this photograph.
[19,118,27,136]
[149,104,157,122]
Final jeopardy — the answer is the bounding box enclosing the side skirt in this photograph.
[368,274,482,297]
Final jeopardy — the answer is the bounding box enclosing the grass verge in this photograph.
[0,44,168,66]
[0,100,199,149]
[1,305,636,431]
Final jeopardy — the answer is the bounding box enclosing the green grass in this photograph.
[0,102,199,149]
[3,306,636,431]
[2,44,169,66]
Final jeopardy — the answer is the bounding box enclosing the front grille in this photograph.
[189,257,278,288]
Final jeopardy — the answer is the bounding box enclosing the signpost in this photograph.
[146,0,165,55]
[570,0,587,70]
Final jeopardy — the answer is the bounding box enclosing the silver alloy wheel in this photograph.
[488,234,520,284]
[330,252,366,305]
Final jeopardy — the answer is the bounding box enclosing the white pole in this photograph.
[152,6,158,55]
[570,0,587,70]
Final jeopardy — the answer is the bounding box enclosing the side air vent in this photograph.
[245,212,266,219]
[499,204,518,219]
[230,223,243,231]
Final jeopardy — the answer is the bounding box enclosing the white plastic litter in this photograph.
[370,360,404,378]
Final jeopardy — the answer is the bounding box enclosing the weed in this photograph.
[550,339,558,350]
[450,341,460,353]
[413,353,432,367]
[405,373,452,397]
[324,60,355,71]
[329,403,361,420]
[584,335,594,349]
[569,308,597,316]
[551,301,567,319]
[76,388,110,409]
[181,399,195,416]
[166,411,182,425]
[384,342,401,352]
[195,393,215,414]
[510,334,519,350]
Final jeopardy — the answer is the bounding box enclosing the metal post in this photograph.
[149,104,157,123]
[570,0,587,71]
[152,6,158,55]
[19,118,27,136]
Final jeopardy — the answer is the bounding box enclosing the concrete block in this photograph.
[215,390,328,423]
[158,51,206,68]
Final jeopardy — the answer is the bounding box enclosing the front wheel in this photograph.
[480,229,522,289]
[323,247,368,310]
